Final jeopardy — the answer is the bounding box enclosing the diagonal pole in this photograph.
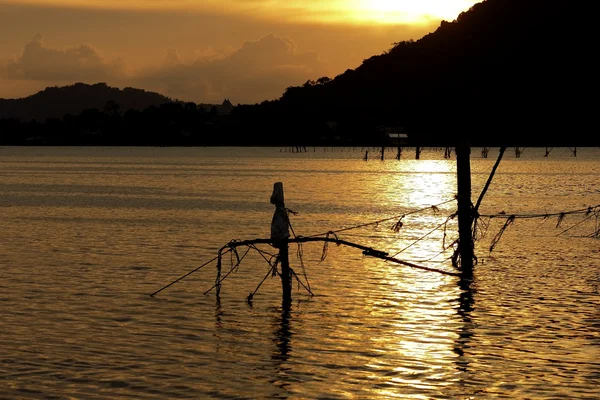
[149,253,223,297]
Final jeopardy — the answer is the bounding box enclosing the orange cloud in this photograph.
[137,34,328,104]
[1,34,124,81]
[0,33,328,104]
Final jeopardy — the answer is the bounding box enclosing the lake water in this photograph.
[0,146,599,399]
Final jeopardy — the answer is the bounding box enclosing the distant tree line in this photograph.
[1,101,223,146]
[0,100,387,147]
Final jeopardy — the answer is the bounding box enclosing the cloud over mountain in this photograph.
[1,34,124,82]
[136,34,328,104]
[0,34,327,104]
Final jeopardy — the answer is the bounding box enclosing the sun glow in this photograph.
[354,0,477,24]
[3,0,478,25]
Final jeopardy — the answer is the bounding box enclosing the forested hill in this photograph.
[0,83,172,121]
[261,0,595,145]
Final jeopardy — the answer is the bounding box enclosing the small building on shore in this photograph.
[198,99,235,116]
[380,126,409,145]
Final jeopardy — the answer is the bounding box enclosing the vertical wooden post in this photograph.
[415,146,421,160]
[270,182,292,302]
[515,147,522,157]
[456,144,474,278]
[279,245,291,303]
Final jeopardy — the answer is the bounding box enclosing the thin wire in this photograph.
[556,213,596,236]
[479,205,600,220]
[308,199,455,238]
[287,216,312,290]
[248,267,276,302]
[149,249,231,297]
[249,243,278,263]
[203,246,251,295]
[414,252,455,264]
[249,243,279,268]
[289,268,314,296]
[388,216,454,259]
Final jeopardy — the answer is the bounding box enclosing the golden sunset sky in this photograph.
[0,0,478,104]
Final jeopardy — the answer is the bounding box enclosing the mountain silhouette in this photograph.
[0,82,172,122]
[273,0,595,145]
[0,0,595,146]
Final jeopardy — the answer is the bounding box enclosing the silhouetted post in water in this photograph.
[364,150,368,161]
[444,147,452,159]
[415,146,421,160]
[396,146,402,160]
[270,182,292,302]
[381,146,385,161]
[456,144,474,278]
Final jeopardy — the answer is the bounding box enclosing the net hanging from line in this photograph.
[150,195,600,301]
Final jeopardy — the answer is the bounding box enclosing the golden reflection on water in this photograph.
[365,261,462,398]
[374,160,458,265]
[360,160,463,398]
[383,160,457,208]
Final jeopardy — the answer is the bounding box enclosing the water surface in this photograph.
[1,146,599,399]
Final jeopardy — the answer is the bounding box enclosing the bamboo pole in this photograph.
[221,237,460,277]
[456,143,474,277]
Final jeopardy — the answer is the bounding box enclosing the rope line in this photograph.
[150,201,600,298]
[204,246,251,295]
[307,199,455,238]
[149,250,231,297]
[289,268,314,296]
[556,213,596,236]
[288,214,311,292]
[247,267,276,303]
[388,215,456,259]
[479,205,600,220]
[476,204,600,253]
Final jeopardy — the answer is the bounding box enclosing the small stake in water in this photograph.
[270,182,292,302]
